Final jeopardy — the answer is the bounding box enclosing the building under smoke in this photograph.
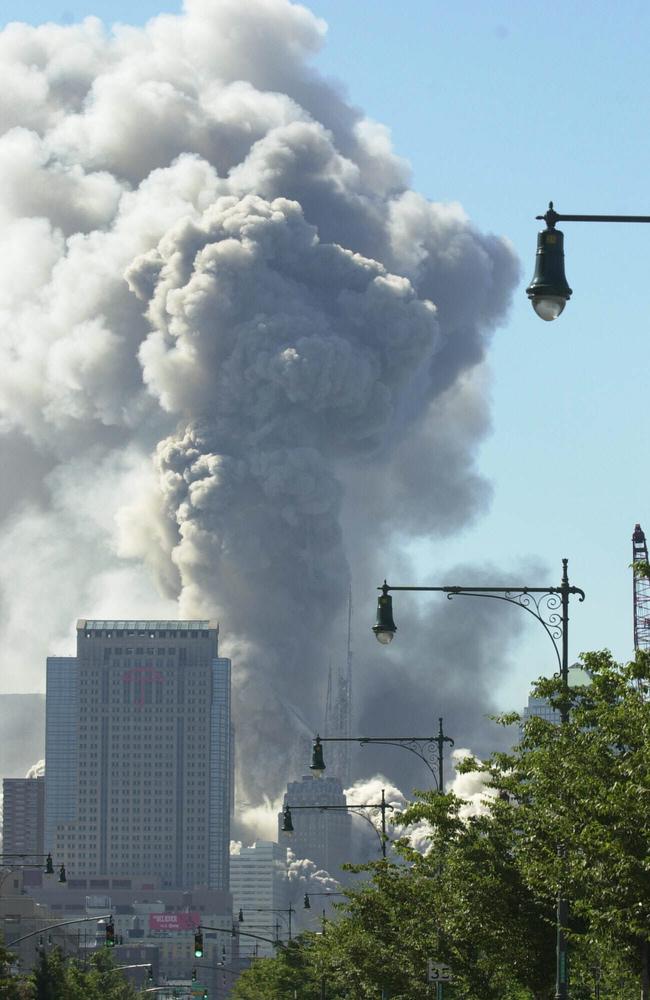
[45,619,232,889]
[280,774,352,878]
[230,841,288,958]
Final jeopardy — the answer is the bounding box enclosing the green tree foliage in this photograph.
[230,936,327,999]
[0,936,33,999]
[475,649,650,999]
[233,650,650,1000]
[26,946,141,1000]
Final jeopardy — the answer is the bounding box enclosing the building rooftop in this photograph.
[77,620,216,632]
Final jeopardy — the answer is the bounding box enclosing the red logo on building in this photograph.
[122,667,164,708]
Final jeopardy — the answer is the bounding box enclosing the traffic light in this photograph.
[192,969,197,982]
[194,929,203,958]
[202,991,208,999]
[148,967,153,983]
[105,918,115,947]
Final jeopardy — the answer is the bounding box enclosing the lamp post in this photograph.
[373,556,584,1000]
[526,201,650,320]
[309,717,454,791]
[195,923,282,949]
[303,891,345,915]
[302,893,345,1000]
[281,791,394,858]
[238,905,294,940]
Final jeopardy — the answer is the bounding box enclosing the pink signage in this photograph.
[149,911,200,932]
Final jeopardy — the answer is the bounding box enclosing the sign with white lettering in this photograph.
[427,960,452,983]
[149,911,200,931]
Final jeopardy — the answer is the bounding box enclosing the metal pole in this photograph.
[380,789,387,858]
[555,558,570,1000]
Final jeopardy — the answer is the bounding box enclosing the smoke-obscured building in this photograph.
[230,841,288,958]
[279,775,351,878]
[45,620,232,889]
[2,775,45,856]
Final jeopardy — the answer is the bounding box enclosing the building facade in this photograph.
[22,872,232,991]
[2,775,45,856]
[229,841,288,958]
[45,620,232,890]
[279,775,351,878]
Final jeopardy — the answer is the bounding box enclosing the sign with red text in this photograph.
[149,911,200,932]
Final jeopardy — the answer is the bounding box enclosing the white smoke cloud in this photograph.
[286,847,340,899]
[0,0,520,809]
[25,759,45,779]
[445,747,497,820]
[237,793,285,843]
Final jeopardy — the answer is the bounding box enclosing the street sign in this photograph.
[427,960,452,983]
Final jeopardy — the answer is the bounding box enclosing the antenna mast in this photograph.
[322,587,353,787]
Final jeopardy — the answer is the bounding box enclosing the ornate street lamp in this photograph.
[281,790,395,858]
[238,905,295,940]
[310,718,454,792]
[372,556,585,1000]
[527,201,650,320]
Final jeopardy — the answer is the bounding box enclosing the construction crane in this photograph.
[632,523,650,653]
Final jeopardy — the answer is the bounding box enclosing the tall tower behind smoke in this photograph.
[324,587,353,787]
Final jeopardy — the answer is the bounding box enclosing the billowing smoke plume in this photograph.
[25,759,45,779]
[0,0,520,809]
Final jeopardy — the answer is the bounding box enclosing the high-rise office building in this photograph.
[521,665,591,728]
[279,775,351,877]
[44,657,78,855]
[230,841,288,958]
[2,775,45,855]
[45,620,232,889]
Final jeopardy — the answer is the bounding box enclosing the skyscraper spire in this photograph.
[322,587,353,787]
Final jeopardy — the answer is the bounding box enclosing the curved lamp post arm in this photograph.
[314,717,454,791]
[376,558,585,676]
[8,913,112,947]
[239,906,294,939]
[284,792,395,858]
[198,923,282,948]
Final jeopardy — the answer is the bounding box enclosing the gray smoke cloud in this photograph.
[0,0,520,807]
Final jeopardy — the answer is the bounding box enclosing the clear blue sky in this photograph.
[3,0,648,709]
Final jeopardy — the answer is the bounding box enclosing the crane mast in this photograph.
[632,523,650,652]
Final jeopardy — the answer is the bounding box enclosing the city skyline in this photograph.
[0,0,646,819]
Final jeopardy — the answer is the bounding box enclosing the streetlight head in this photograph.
[281,805,294,834]
[372,582,396,644]
[531,295,567,321]
[526,226,572,320]
[310,736,325,776]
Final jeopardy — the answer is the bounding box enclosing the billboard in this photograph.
[148,912,201,932]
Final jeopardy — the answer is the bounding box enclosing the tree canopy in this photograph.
[231,650,650,1000]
